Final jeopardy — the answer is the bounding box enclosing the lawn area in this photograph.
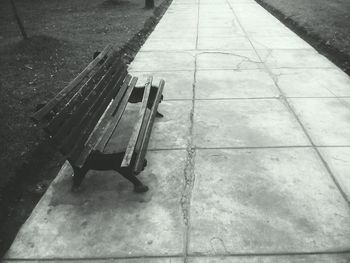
[0,0,168,256]
[256,0,350,75]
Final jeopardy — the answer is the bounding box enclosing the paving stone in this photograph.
[130,71,194,100]
[258,50,336,69]
[147,101,192,149]
[194,99,309,147]
[189,148,350,254]
[289,98,350,146]
[188,254,350,263]
[198,27,245,38]
[236,13,283,26]
[141,38,196,51]
[244,26,298,37]
[343,98,350,105]
[250,36,313,50]
[197,37,254,50]
[5,150,187,259]
[129,51,195,72]
[228,0,256,5]
[199,20,239,28]
[272,68,350,97]
[150,28,197,39]
[196,51,262,70]
[3,258,183,263]
[318,147,350,202]
[196,69,279,99]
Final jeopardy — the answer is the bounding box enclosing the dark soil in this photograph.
[255,0,350,75]
[0,0,171,257]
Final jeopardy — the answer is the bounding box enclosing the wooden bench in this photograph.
[31,44,164,193]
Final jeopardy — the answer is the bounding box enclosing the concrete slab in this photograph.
[197,37,254,50]
[196,69,279,99]
[3,259,183,263]
[150,28,197,39]
[198,27,245,38]
[250,36,313,50]
[318,147,350,202]
[189,148,350,254]
[244,26,298,37]
[194,99,309,147]
[199,20,240,28]
[257,50,336,69]
[342,98,350,105]
[289,98,350,146]
[148,101,192,149]
[272,68,350,97]
[141,38,196,51]
[130,51,195,72]
[5,150,187,259]
[130,71,194,100]
[196,51,263,70]
[188,254,350,263]
[236,14,286,27]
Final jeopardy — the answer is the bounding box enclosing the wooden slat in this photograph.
[74,75,134,167]
[121,77,152,167]
[45,52,120,133]
[134,80,164,173]
[95,77,139,153]
[31,44,114,122]
[52,62,125,143]
[61,68,128,156]
[67,69,129,162]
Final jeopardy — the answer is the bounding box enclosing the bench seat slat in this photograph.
[74,75,135,167]
[121,77,152,167]
[31,44,114,123]
[134,80,164,173]
[61,68,128,156]
[95,77,139,154]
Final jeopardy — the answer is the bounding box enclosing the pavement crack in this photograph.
[180,146,196,227]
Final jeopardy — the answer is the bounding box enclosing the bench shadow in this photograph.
[48,164,157,214]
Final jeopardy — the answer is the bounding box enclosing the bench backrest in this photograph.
[32,45,128,163]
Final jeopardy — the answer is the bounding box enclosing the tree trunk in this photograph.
[145,0,154,9]
[10,0,27,39]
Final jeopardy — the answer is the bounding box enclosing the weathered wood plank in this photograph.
[31,44,114,122]
[121,77,152,167]
[67,69,128,161]
[134,80,164,173]
[95,77,139,153]
[74,75,134,167]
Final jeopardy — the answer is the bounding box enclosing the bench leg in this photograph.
[86,152,149,193]
[129,85,164,119]
[156,111,164,118]
[71,166,88,191]
[116,168,149,193]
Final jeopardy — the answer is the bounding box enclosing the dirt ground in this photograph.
[0,0,169,257]
[256,0,350,75]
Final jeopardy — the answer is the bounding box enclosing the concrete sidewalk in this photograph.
[4,0,350,262]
